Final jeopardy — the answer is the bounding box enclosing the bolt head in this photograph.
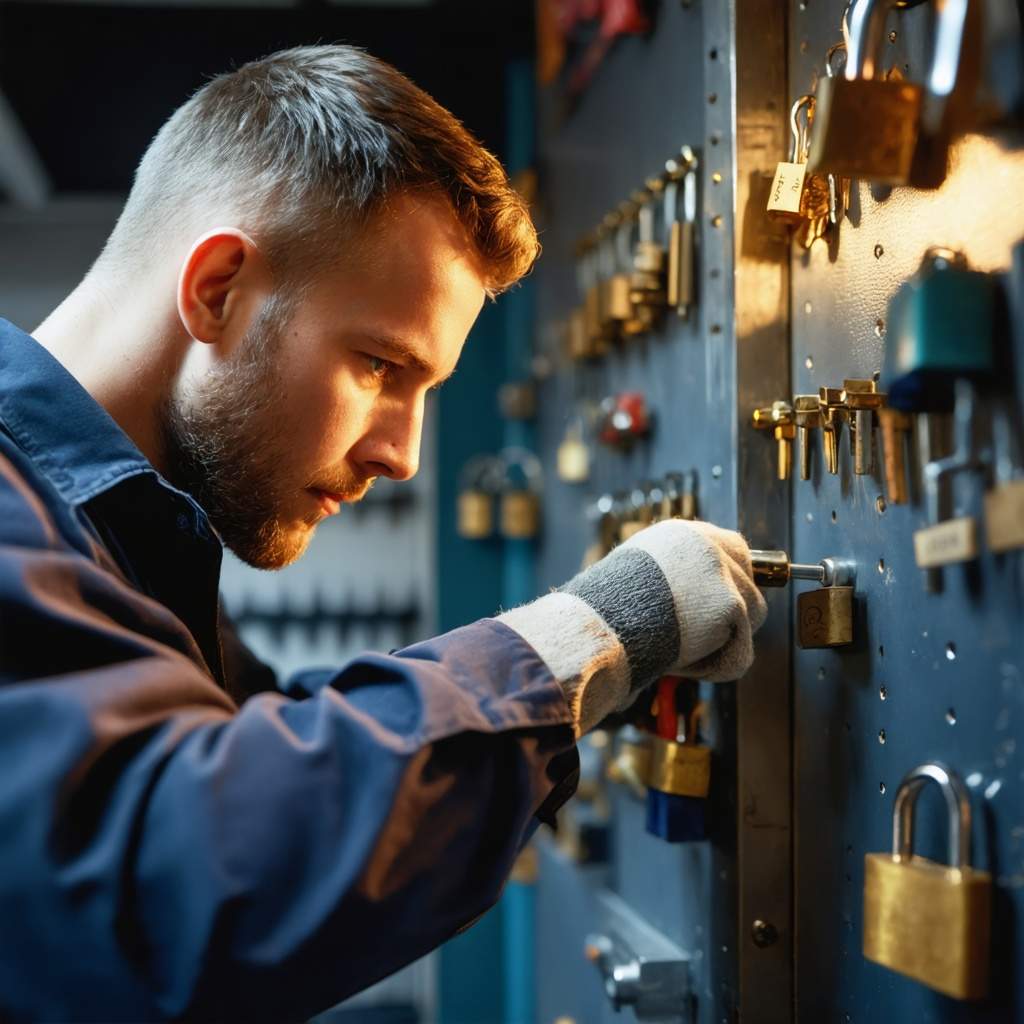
[751,919,779,948]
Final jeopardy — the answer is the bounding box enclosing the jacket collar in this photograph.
[0,317,156,507]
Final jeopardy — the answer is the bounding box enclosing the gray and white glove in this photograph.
[496,519,768,735]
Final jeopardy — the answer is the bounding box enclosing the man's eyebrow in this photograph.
[365,334,455,385]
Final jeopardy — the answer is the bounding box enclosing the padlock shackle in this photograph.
[891,761,971,868]
[847,0,976,99]
[845,0,903,81]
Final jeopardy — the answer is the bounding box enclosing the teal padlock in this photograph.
[882,248,995,413]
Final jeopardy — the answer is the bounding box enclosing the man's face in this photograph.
[162,196,487,568]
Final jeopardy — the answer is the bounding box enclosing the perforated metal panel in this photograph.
[531,1,1024,1022]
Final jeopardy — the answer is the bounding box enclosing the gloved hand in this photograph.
[496,519,768,735]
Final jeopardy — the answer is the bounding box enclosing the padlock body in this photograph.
[863,853,991,1000]
[557,437,590,483]
[883,268,995,412]
[985,479,1024,553]
[600,273,634,325]
[457,490,493,539]
[500,490,540,539]
[646,737,711,799]
[807,76,922,184]
[796,585,853,648]
[568,307,591,360]
[766,161,807,223]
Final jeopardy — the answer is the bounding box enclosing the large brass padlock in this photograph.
[864,762,991,1000]
[807,0,924,184]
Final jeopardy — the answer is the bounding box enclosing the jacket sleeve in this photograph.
[0,459,578,1023]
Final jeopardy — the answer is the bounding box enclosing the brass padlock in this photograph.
[797,585,854,648]
[864,762,991,1000]
[457,490,493,540]
[500,490,539,540]
[556,419,590,484]
[646,737,711,799]
[767,95,814,225]
[628,185,666,321]
[807,0,924,184]
[985,479,1024,552]
[497,447,543,540]
[456,454,500,539]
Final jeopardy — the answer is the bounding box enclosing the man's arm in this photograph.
[0,453,577,1022]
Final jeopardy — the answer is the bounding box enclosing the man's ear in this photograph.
[176,228,266,344]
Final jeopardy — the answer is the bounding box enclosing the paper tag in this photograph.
[913,517,979,568]
[985,480,1024,553]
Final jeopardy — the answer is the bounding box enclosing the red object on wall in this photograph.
[600,0,650,38]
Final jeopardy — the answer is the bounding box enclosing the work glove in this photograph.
[496,519,768,735]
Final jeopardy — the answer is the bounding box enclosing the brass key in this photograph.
[819,387,846,475]
[753,401,796,481]
[841,378,886,475]
[793,395,822,481]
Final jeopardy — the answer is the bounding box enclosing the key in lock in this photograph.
[751,550,856,648]
[863,762,991,1000]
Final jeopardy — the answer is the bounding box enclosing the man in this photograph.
[0,45,766,1021]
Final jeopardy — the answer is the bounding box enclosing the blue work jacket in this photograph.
[0,318,578,1022]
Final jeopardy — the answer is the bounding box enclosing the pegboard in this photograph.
[530,1,1024,1022]
[787,2,1024,1021]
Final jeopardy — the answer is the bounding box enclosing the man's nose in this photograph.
[358,399,423,481]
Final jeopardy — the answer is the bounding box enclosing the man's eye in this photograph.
[364,354,397,380]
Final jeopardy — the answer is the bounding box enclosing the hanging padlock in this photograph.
[808,0,979,188]
[556,413,591,484]
[456,455,502,540]
[644,677,711,843]
[598,210,635,338]
[628,182,666,325]
[767,95,814,226]
[664,146,698,318]
[498,447,543,540]
[751,549,857,648]
[863,762,991,1000]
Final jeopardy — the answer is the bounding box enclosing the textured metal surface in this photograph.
[533,1,792,1020]
[787,1,1024,1021]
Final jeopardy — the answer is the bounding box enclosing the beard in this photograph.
[159,293,368,569]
